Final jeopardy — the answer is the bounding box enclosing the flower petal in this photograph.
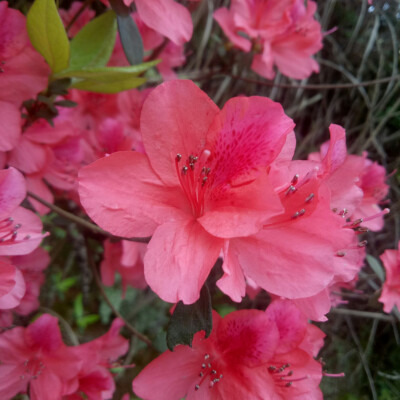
[144,219,223,304]
[78,151,188,237]
[140,80,219,186]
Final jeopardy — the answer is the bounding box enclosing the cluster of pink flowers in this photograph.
[214,0,323,79]
[0,314,128,399]
[0,0,395,399]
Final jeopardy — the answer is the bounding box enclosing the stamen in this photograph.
[291,174,299,185]
[305,193,314,203]
[175,154,182,162]
[285,185,296,196]
[336,251,346,257]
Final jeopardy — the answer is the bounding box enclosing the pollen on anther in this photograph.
[195,384,200,391]
[305,193,314,203]
[176,154,182,162]
[336,251,346,257]
[182,166,188,175]
[291,174,299,185]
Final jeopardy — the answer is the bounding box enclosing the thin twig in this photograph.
[85,241,154,348]
[27,191,150,244]
[331,307,397,322]
[66,0,95,32]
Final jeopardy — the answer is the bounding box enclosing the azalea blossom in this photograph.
[132,300,324,399]
[379,241,400,313]
[79,79,295,304]
[214,0,323,79]
[0,314,82,400]
[66,318,129,400]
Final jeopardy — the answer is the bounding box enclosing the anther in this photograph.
[336,251,346,257]
[285,382,293,387]
[332,208,338,213]
[285,185,296,196]
[202,364,206,369]
[292,211,300,219]
[189,163,195,171]
[269,366,277,372]
[182,166,188,175]
[298,209,306,216]
[358,240,367,247]
[204,354,210,360]
[176,154,182,162]
[211,370,217,375]
[202,177,208,186]
[14,224,21,229]
[195,384,200,391]
[199,372,204,377]
[305,193,314,203]
[291,174,299,185]
[354,226,369,233]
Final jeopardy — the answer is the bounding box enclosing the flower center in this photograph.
[0,217,30,244]
[20,356,46,381]
[175,150,212,218]
[194,353,224,391]
[268,362,308,388]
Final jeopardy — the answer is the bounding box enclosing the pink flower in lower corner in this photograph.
[379,241,400,313]
[214,0,323,80]
[132,300,324,400]
[79,79,295,304]
[0,314,82,400]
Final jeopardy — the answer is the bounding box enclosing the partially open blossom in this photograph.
[66,319,129,400]
[133,300,324,399]
[79,79,295,304]
[0,314,82,400]
[379,241,400,313]
[214,0,323,80]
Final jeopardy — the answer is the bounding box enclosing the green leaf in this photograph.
[54,61,159,79]
[117,14,144,65]
[69,10,117,70]
[70,76,147,93]
[27,0,70,73]
[166,284,212,351]
[73,293,84,319]
[366,254,385,282]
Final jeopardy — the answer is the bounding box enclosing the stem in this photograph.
[331,307,397,322]
[85,240,154,348]
[27,191,151,244]
[66,0,95,32]
[228,73,400,90]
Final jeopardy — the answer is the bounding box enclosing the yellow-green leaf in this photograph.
[27,0,70,73]
[54,60,160,80]
[69,10,117,70]
[70,76,147,93]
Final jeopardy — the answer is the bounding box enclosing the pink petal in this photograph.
[0,167,26,219]
[78,151,188,237]
[135,0,193,45]
[26,176,54,215]
[216,241,246,302]
[26,314,63,352]
[0,207,44,256]
[144,219,223,304]
[140,80,219,186]
[206,96,295,185]
[292,289,332,322]
[0,101,21,152]
[0,265,25,309]
[133,345,204,400]
[198,173,283,238]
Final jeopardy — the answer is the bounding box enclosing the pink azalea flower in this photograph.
[132,300,324,399]
[66,318,129,400]
[0,314,82,400]
[79,80,295,304]
[214,0,323,79]
[308,125,389,231]
[0,168,45,256]
[101,239,147,293]
[0,2,49,152]
[379,241,400,313]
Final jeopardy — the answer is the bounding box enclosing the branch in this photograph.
[27,191,151,244]
[331,307,397,322]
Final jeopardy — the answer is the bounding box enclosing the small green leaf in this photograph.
[366,254,385,282]
[27,0,70,73]
[117,14,144,65]
[166,284,212,351]
[73,293,84,319]
[70,76,147,93]
[57,277,77,292]
[69,10,117,70]
[54,61,159,79]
